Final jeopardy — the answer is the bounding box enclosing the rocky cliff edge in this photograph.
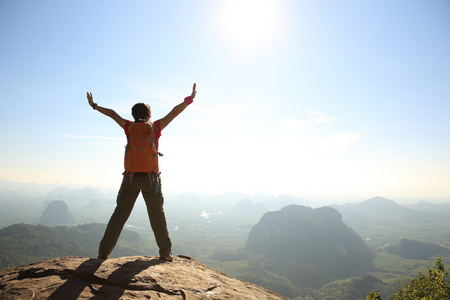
[0,255,287,299]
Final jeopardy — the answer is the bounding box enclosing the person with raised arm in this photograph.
[86,83,197,261]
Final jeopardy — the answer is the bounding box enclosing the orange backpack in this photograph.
[124,122,159,173]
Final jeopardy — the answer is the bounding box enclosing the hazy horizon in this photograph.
[1,1,449,202]
[1,178,449,207]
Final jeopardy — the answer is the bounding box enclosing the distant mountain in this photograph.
[246,205,374,282]
[385,238,450,259]
[45,187,108,206]
[331,197,450,245]
[0,179,59,197]
[38,200,76,226]
[84,199,103,210]
[232,199,266,217]
[332,196,450,220]
[405,201,450,216]
[0,223,144,269]
[333,196,408,216]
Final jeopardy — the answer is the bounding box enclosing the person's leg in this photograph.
[98,175,140,259]
[142,173,172,260]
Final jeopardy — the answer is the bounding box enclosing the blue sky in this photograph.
[1,0,449,202]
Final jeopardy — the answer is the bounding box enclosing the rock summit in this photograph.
[0,255,287,299]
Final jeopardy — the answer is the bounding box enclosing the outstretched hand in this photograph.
[86,92,94,108]
[191,83,197,100]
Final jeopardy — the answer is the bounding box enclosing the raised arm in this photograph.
[86,92,127,129]
[159,83,197,130]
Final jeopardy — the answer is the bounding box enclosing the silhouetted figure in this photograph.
[86,83,197,261]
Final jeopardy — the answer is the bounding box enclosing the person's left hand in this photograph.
[191,83,197,100]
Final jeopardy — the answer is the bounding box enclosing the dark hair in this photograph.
[131,103,150,122]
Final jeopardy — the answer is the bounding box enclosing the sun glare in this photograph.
[218,0,283,49]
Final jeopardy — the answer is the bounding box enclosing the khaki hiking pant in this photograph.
[98,173,172,258]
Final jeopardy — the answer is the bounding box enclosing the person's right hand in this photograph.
[86,92,94,108]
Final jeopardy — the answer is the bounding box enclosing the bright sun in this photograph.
[217,0,283,49]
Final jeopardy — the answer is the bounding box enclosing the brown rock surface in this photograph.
[0,255,288,299]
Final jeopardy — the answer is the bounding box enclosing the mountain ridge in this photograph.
[331,196,450,247]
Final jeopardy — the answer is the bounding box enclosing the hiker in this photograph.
[86,83,197,261]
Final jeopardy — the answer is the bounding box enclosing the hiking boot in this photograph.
[159,254,173,262]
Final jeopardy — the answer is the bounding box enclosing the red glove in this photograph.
[184,96,194,105]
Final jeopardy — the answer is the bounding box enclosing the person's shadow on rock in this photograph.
[48,257,162,300]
